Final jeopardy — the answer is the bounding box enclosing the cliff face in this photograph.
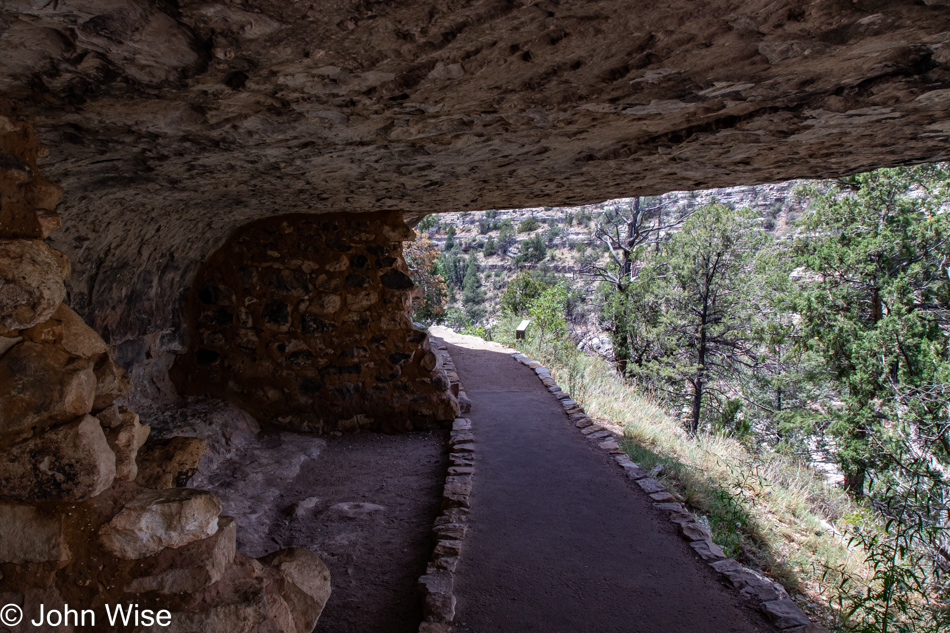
[0,0,947,357]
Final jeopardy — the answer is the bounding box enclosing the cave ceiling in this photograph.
[2,0,950,341]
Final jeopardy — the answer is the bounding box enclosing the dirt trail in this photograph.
[435,329,771,633]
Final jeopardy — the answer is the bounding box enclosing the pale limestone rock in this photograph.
[0,503,68,564]
[636,478,667,494]
[0,239,69,330]
[104,407,150,481]
[0,414,115,502]
[126,516,236,594]
[419,571,455,623]
[420,350,439,371]
[345,290,377,311]
[0,342,96,437]
[690,539,726,562]
[680,522,714,542]
[99,488,222,559]
[258,548,332,633]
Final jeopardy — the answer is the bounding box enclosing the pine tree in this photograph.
[630,204,768,435]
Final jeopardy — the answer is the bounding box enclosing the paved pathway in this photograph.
[436,330,770,633]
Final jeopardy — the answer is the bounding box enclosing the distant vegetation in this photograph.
[408,165,950,632]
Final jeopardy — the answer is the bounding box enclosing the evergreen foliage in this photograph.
[444,225,457,251]
[516,233,547,265]
[500,271,549,315]
[461,253,487,323]
[483,235,498,256]
[518,216,540,233]
[789,165,950,497]
[627,204,768,434]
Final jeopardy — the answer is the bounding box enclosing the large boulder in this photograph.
[258,548,332,633]
[125,516,236,594]
[0,239,69,331]
[99,488,222,559]
[0,414,116,502]
[0,341,96,439]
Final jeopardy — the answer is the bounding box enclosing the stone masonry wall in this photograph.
[0,110,331,632]
[173,212,459,433]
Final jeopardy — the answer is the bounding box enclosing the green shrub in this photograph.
[518,216,540,233]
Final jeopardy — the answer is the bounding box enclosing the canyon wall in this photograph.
[0,0,944,367]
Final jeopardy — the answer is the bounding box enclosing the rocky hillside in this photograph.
[421,180,810,328]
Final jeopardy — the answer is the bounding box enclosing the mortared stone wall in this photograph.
[173,212,459,433]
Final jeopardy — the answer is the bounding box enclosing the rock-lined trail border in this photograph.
[508,351,828,633]
[415,341,475,633]
[422,326,831,633]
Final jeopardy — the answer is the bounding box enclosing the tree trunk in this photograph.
[689,290,709,436]
[614,329,630,377]
[843,468,866,497]
[690,378,703,435]
[622,197,639,284]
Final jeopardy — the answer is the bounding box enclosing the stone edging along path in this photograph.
[510,351,830,633]
[414,342,474,633]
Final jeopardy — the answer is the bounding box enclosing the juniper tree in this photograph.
[461,253,487,323]
[790,164,950,496]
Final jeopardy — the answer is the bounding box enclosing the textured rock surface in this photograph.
[0,0,943,349]
[258,548,332,633]
[172,212,458,431]
[0,239,69,331]
[102,406,150,482]
[126,516,237,594]
[0,503,68,564]
[22,303,108,358]
[99,488,222,559]
[0,117,330,633]
[136,436,206,489]
[0,341,96,438]
[0,414,116,502]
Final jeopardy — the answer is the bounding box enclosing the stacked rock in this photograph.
[0,111,330,632]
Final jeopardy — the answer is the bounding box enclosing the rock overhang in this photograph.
[1,0,950,344]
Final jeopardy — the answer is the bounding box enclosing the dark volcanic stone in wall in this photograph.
[172,212,459,433]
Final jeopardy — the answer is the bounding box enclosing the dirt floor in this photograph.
[433,329,773,633]
[278,432,447,633]
[190,424,447,633]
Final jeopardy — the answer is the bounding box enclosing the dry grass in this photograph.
[493,318,868,627]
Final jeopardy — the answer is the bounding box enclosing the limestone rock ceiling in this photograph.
[2,0,950,344]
